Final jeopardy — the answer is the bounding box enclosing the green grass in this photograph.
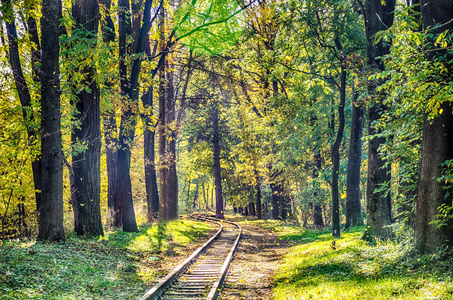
[256,221,453,300]
[0,219,212,300]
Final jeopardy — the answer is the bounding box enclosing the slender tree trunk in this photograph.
[142,87,160,221]
[99,0,121,228]
[249,202,256,216]
[142,38,159,222]
[38,0,64,241]
[362,0,396,241]
[71,0,103,236]
[104,112,120,227]
[281,183,288,220]
[345,91,364,229]
[415,1,453,253]
[3,2,42,212]
[212,102,224,219]
[157,72,167,219]
[157,7,168,220]
[117,0,138,232]
[313,152,324,226]
[270,179,280,220]
[254,168,262,219]
[331,66,346,238]
[165,67,178,220]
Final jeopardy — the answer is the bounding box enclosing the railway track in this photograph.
[139,215,242,300]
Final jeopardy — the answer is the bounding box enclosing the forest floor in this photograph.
[219,216,290,300]
[0,219,216,299]
[2,215,453,299]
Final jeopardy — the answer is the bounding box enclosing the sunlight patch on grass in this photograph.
[268,223,453,300]
[0,219,212,299]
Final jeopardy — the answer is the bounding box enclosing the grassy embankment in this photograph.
[256,221,453,300]
[0,219,212,300]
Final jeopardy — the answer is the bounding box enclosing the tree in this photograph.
[212,99,224,219]
[141,38,159,221]
[362,0,396,241]
[2,0,42,214]
[70,0,103,236]
[39,0,64,241]
[98,0,121,228]
[116,0,162,231]
[331,65,346,237]
[415,1,453,253]
[345,89,364,229]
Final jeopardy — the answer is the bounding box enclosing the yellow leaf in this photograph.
[341,193,346,199]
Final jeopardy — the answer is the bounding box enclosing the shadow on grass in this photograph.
[271,225,453,299]
[0,218,212,300]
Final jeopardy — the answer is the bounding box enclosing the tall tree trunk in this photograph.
[281,192,288,220]
[142,87,160,221]
[71,0,103,236]
[270,172,281,220]
[157,65,167,219]
[99,0,121,228]
[212,102,224,219]
[142,38,159,222]
[165,67,178,220]
[249,202,256,216]
[345,91,364,229]
[313,152,324,227]
[415,1,453,253]
[3,1,42,212]
[254,168,262,219]
[38,0,64,241]
[331,66,346,238]
[362,0,396,241]
[117,0,138,232]
[104,112,120,227]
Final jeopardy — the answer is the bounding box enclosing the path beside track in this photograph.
[219,218,289,300]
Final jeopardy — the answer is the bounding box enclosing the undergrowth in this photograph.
[262,221,453,299]
[0,219,212,300]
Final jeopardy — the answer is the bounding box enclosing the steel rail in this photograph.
[138,215,241,300]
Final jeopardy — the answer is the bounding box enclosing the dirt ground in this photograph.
[146,216,287,300]
[219,217,289,300]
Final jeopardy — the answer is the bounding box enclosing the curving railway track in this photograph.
[139,215,241,300]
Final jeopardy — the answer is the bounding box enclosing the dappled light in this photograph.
[1,0,453,298]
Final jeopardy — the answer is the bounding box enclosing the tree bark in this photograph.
[142,87,160,221]
[142,38,159,222]
[331,66,346,237]
[71,0,103,236]
[270,175,281,220]
[415,0,453,253]
[99,0,121,228]
[38,0,64,241]
[345,91,364,229]
[313,152,324,227]
[254,168,262,219]
[117,0,138,232]
[157,65,167,219]
[165,67,179,220]
[3,1,42,213]
[362,0,396,241]
[213,102,224,219]
[271,175,285,220]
